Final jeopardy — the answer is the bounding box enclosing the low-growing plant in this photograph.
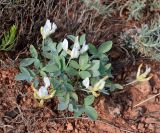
[0,24,17,51]
[122,19,160,60]
[82,0,115,15]
[15,19,122,120]
[126,0,146,20]
[149,0,160,11]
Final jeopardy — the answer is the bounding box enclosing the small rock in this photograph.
[145,117,157,123]
[108,105,121,117]
[152,87,158,94]
[148,124,155,131]
[48,128,57,132]
[74,129,78,133]
[135,81,151,96]
[138,123,145,132]
[67,123,73,131]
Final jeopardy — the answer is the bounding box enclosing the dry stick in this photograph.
[133,92,160,108]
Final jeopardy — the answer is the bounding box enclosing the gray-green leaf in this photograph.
[20,58,35,67]
[79,53,89,70]
[80,34,86,45]
[85,106,98,120]
[88,44,97,55]
[65,67,78,76]
[84,95,95,106]
[69,60,79,69]
[79,71,91,79]
[30,45,38,58]
[42,64,59,72]
[98,41,112,53]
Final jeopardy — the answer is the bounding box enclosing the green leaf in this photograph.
[90,60,100,77]
[79,71,91,79]
[98,41,112,53]
[84,95,95,106]
[42,64,59,72]
[65,67,78,76]
[33,79,39,88]
[43,38,57,52]
[92,70,100,77]
[79,34,86,45]
[15,73,32,81]
[68,104,74,112]
[28,69,36,77]
[67,35,76,42]
[60,51,67,57]
[79,53,89,70]
[85,106,98,120]
[30,45,38,58]
[60,56,66,70]
[114,84,123,89]
[20,58,35,67]
[69,60,79,69]
[57,42,63,53]
[74,108,85,118]
[0,24,17,51]
[65,83,74,91]
[19,67,30,76]
[58,93,70,110]
[34,59,41,69]
[58,102,68,110]
[54,56,61,69]
[40,71,46,77]
[81,64,91,71]
[65,93,70,105]
[70,92,78,102]
[105,63,111,70]
[88,44,97,55]
[91,60,100,70]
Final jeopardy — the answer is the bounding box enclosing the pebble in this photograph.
[67,123,73,131]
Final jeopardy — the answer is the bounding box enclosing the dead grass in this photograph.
[0,0,125,52]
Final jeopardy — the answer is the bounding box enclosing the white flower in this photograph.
[62,36,88,58]
[136,64,152,82]
[71,47,80,59]
[38,86,48,97]
[82,76,108,97]
[38,76,50,98]
[70,36,81,59]
[40,19,57,39]
[44,76,50,88]
[73,36,80,50]
[93,79,106,91]
[82,77,90,88]
[80,41,89,54]
[61,39,68,51]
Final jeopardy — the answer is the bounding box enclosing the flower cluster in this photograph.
[61,37,89,59]
[32,77,56,106]
[40,19,57,39]
[82,76,108,97]
[16,19,153,120]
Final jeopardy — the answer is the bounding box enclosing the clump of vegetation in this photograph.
[122,19,160,60]
[126,0,146,20]
[0,25,17,51]
[82,0,159,20]
[15,19,122,120]
[149,0,160,11]
[126,0,160,20]
[82,0,115,15]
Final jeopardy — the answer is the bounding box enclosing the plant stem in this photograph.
[124,80,137,86]
[134,92,160,108]
[66,57,71,67]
